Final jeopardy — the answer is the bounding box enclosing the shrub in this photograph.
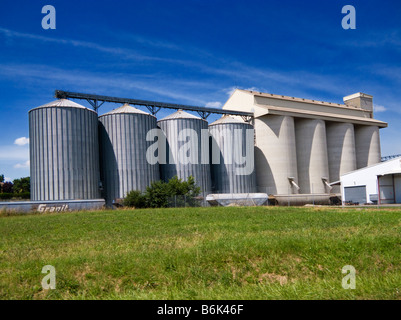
[122,176,202,209]
[145,180,170,208]
[123,190,147,208]
[2,182,13,193]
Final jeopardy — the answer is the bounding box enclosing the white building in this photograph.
[222,89,387,204]
[340,157,401,205]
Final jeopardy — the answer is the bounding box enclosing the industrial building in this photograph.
[340,157,401,205]
[19,88,389,210]
[223,90,387,205]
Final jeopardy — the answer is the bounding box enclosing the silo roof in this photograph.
[29,99,94,112]
[99,104,153,117]
[209,115,246,126]
[158,109,203,122]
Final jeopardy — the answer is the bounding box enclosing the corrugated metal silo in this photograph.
[354,125,381,169]
[295,119,330,194]
[98,104,159,204]
[254,115,298,195]
[209,115,256,193]
[326,122,357,193]
[29,99,100,201]
[157,110,211,196]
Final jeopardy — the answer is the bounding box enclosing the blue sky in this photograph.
[0,0,400,181]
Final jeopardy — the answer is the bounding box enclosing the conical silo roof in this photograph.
[158,109,203,122]
[209,115,246,126]
[99,104,153,117]
[29,99,93,112]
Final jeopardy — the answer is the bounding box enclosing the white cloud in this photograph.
[374,104,386,113]
[14,137,29,146]
[225,87,237,96]
[0,146,29,160]
[205,101,222,109]
[14,160,30,169]
[4,177,12,182]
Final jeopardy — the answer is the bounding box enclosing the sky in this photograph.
[0,0,400,181]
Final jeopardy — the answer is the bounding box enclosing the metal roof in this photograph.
[209,115,247,126]
[99,103,153,117]
[29,99,94,113]
[157,109,204,122]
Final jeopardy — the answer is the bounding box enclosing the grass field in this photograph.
[0,206,400,300]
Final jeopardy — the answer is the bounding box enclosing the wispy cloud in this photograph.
[374,104,387,113]
[14,137,29,146]
[0,146,29,160]
[14,160,30,169]
[205,101,222,108]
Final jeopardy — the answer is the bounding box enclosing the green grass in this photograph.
[0,206,400,300]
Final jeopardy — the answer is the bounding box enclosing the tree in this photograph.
[144,180,171,208]
[2,182,13,193]
[123,190,147,208]
[13,177,30,193]
[0,174,4,183]
[123,176,201,209]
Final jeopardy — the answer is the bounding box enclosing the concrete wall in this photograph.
[295,119,329,194]
[326,122,357,192]
[254,115,298,195]
[355,125,381,169]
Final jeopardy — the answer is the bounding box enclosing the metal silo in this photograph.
[157,110,211,196]
[354,125,381,169]
[295,119,330,194]
[29,99,100,201]
[209,115,256,193]
[326,122,357,193]
[254,115,298,195]
[98,104,159,204]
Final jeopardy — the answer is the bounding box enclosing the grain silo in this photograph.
[295,119,330,194]
[209,115,256,193]
[254,115,298,195]
[326,122,357,192]
[158,110,211,196]
[29,99,100,201]
[354,125,381,169]
[98,104,159,204]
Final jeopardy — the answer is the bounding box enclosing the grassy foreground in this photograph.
[0,206,400,300]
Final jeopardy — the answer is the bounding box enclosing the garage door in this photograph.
[344,186,366,204]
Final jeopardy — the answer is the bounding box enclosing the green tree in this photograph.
[2,182,13,193]
[13,177,30,193]
[123,176,202,209]
[144,180,170,208]
[123,190,147,208]
[0,174,4,183]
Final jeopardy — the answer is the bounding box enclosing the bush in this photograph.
[123,190,147,208]
[0,193,13,200]
[2,182,13,193]
[123,176,202,209]
[0,192,30,201]
[145,180,171,208]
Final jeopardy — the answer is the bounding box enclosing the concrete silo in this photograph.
[29,99,100,201]
[326,122,357,193]
[98,104,159,204]
[354,125,381,169]
[254,115,298,195]
[158,110,211,196]
[295,119,330,194]
[209,115,256,193]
